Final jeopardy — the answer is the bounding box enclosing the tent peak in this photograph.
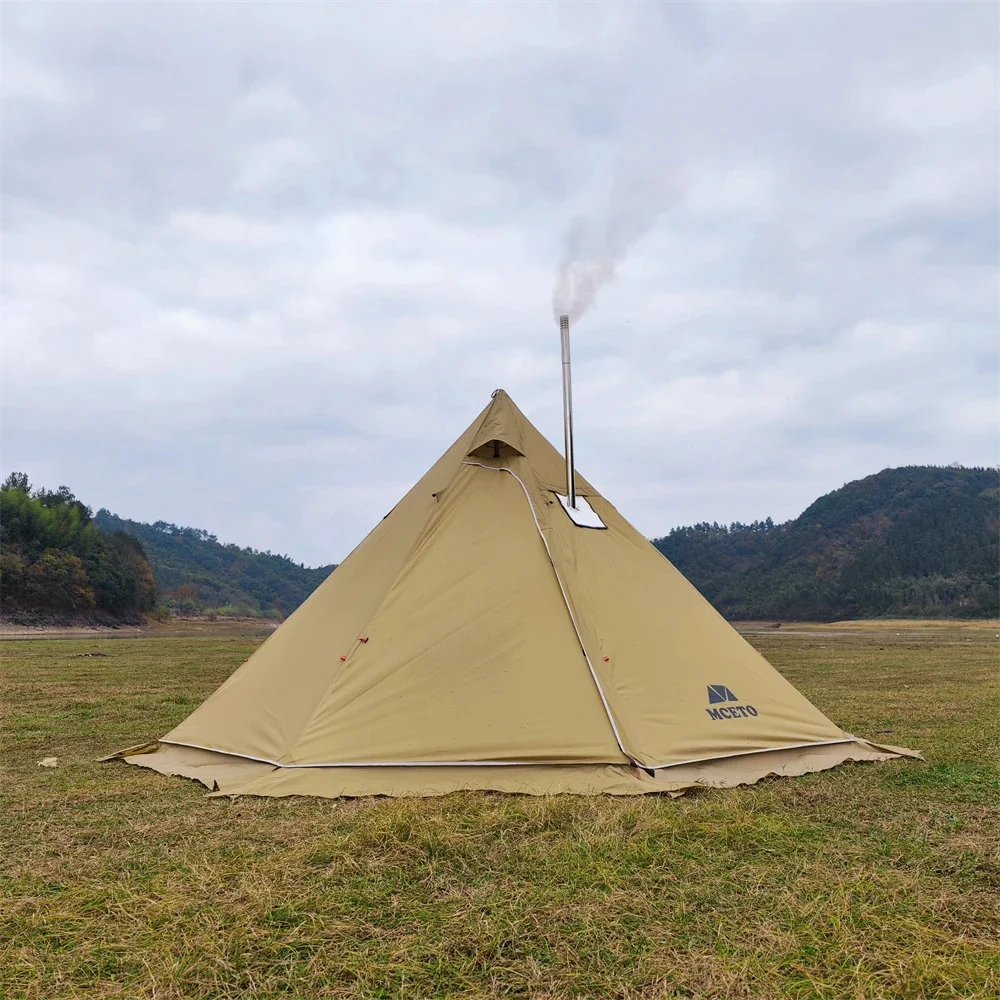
[468,389,525,459]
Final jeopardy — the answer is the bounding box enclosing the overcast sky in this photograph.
[3,2,997,566]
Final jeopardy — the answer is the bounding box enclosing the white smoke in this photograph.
[553,150,688,323]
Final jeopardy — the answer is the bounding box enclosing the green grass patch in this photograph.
[886,761,1000,802]
[1,626,997,998]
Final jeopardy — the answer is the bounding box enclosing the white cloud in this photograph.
[1,1,996,564]
[879,64,997,132]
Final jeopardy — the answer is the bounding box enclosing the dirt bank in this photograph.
[0,613,280,640]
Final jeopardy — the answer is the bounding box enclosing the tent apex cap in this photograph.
[469,389,524,458]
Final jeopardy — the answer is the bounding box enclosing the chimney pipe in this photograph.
[559,314,576,509]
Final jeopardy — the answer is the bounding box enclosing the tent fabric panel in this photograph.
[537,492,849,769]
[286,463,626,765]
[163,408,488,763]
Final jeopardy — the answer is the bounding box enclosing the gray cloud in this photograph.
[2,1,996,564]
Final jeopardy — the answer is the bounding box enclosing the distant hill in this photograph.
[93,510,335,618]
[653,465,999,620]
[7,464,994,625]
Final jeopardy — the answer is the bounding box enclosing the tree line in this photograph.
[653,465,999,620]
[1,473,155,616]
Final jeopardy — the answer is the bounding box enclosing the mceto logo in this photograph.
[705,685,758,720]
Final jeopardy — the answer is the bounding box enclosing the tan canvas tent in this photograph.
[110,391,917,797]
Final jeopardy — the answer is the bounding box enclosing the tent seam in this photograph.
[157,741,614,767]
[153,737,860,770]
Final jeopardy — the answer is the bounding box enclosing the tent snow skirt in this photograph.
[110,739,919,799]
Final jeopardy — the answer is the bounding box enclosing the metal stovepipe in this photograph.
[559,314,576,509]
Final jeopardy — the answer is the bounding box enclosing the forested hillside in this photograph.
[93,510,334,617]
[4,464,994,624]
[653,465,998,620]
[0,474,155,621]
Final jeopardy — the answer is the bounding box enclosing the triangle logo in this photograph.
[708,685,739,704]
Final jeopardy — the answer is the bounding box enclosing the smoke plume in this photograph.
[553,152,687,323]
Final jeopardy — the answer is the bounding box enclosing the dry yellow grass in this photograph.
[1,624,997,998]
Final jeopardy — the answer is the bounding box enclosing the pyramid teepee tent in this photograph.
[110,391,916,797]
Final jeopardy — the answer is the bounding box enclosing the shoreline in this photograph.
[1,615,994,641]
[0,615,281,640]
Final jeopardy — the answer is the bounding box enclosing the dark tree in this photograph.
[1,480,156,616]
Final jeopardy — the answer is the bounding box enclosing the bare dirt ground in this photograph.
[0,615,280,641]
[3,614,995,642]
[733,618,999,638]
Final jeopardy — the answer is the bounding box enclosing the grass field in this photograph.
[2,624,998,999]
